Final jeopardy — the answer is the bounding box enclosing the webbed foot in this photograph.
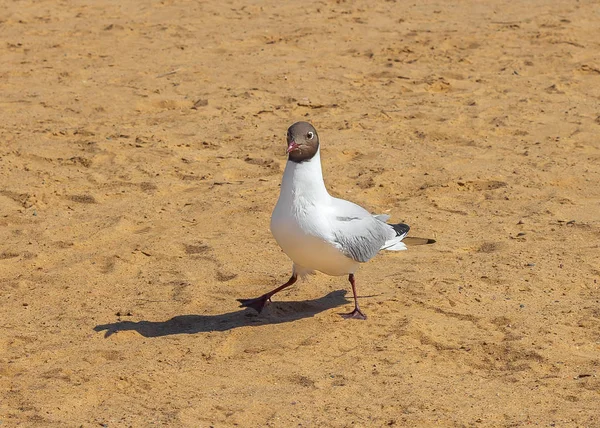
[237,295,271,313]
[340,307,367,320]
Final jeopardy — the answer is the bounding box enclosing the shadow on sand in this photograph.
[94,290,349,338]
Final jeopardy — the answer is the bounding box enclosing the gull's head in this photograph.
[286,121,319,163]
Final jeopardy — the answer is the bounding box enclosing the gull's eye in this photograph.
[307,131,314,140]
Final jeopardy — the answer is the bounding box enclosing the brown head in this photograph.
[286,121,320,163]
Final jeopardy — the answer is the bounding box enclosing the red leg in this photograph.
[238,273,298,313]
[340,273,367,320]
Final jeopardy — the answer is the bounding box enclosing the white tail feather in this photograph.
[380,237,407,251]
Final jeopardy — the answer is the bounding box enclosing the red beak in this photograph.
[286,140,299,154]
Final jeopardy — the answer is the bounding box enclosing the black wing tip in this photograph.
[391,223,410,237]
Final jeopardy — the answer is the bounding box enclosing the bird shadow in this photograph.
[94,290,349,338]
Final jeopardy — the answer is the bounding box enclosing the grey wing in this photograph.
[330,198,394,263]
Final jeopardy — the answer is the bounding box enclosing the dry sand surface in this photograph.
[2,0,600,426]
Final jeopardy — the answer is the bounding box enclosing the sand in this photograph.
[1,0,599,426]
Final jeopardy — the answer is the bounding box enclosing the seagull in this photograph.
[238,121,432,320]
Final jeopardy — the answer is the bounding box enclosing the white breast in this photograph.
[271,202,358,276]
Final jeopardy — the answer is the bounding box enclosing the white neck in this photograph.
[279,149,330,204]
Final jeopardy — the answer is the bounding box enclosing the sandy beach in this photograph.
[1,0,599,426]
